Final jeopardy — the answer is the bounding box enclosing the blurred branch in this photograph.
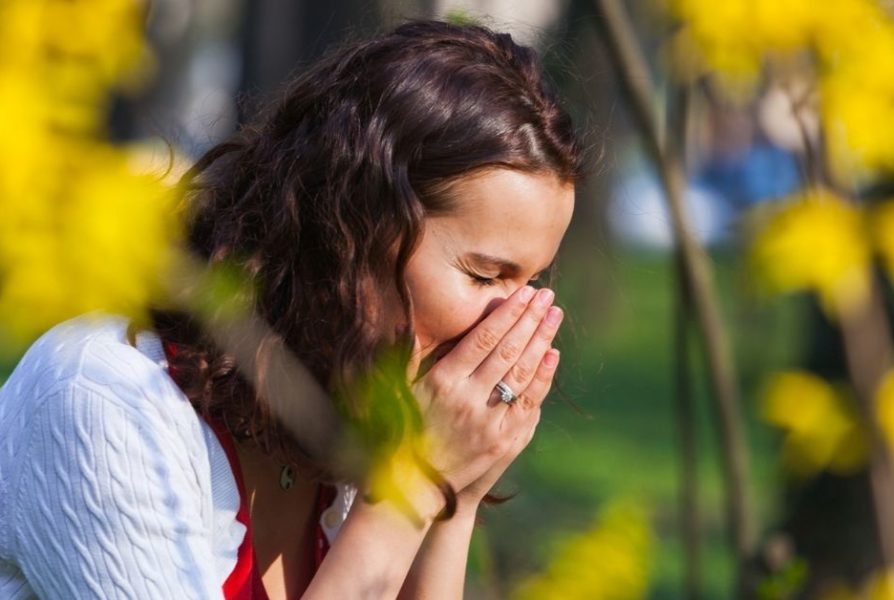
[591,0,755,593]
[165,255,345,472]
[837,283,894,568]
[669,84,702,600]
[781,84,824,189]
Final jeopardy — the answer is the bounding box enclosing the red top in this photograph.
[204,417,336,600]
[163,341,336,599]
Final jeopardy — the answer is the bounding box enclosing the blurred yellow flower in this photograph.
[866,569,894,600]
[0,0,180,355]
[0,152,180,347]
[364,435,435,525]
[820,18,894,177]
[750,191,871,317]
[666,0,816,89]
[668,0,894,173]
[762,371,867,478]
[870,202,894,284]
[875,371,894,456]
[513,500,652,600]
[819,569,894,600]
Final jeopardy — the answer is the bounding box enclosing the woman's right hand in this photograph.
[409,285,562,502]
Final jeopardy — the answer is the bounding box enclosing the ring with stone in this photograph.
[495,380,517,404]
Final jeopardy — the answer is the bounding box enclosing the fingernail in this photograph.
[544,349,560,368]
[519,285,535,302]
[545,306,563,326]
[536,288,554,307]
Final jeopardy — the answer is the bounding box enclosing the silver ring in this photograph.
[495,381,517,404]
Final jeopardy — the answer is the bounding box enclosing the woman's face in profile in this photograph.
[404,168,575,371]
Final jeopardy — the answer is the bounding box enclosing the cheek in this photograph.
[408,274,490,353]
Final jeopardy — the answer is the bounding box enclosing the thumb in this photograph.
[406,333,424,385]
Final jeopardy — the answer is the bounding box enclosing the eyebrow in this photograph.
[467,252,555,277]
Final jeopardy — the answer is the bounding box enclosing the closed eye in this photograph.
[469,272,546,288]
[469,273,497,287]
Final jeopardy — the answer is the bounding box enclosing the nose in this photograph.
[481,282,528,318]
[482,295,507,318]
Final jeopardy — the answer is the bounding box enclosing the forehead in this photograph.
[428,168,574,269]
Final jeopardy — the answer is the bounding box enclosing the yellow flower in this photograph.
[875,371,894,455]
[866,569,894,600]
[666,0,894,126]
[0,0,177,355]
[749,191,871,317]
[0,152,181,349]
[762,371,867,478]
[666,0,816,90]
[872,202,894,282]
[364,435,435,524]
[818,570,894,600]
[513,500,653,600]
[820,17,894,177]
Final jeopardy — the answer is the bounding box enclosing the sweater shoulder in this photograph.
[2,313,190,417]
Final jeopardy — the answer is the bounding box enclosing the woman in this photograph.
[0,19,582,599]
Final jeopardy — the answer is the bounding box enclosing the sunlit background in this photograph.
[5,0,894,598]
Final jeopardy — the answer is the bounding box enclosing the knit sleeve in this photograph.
[11,380,224,599]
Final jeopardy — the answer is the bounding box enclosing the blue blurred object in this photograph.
[696,142,801,210]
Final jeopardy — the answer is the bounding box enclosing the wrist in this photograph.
[452,493,483,520]
[363,462,446,527]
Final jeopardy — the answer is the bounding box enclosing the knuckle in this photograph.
[425,372,448,397]
[535,364,555,384]
[517,393,536,410]
[456,403,475,422]
[497,341,521,362]
[536,322,556,341]
[474,327,500,353]
[525,306,544,324]
[509,362,533,383]
[508,299,527,320]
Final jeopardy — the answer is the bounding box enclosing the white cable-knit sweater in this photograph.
[0,314,354,599]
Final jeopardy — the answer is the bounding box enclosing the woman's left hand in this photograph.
[449,302,564,515]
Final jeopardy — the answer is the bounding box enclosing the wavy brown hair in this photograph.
[151,20,583,489]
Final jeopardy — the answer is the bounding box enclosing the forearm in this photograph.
[303,478,445,600]
[398,505,478,600]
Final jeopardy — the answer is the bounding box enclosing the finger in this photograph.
[516,409,541,453]
[437,285,536,377]
[509,348,560,416]
[407,336,422,381]
[471,288,554,388]
[497,306,563,401]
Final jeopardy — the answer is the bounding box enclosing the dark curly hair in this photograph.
[151,20,583,488]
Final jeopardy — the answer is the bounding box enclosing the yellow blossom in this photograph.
[666,0,816,90]
[820,18,894,177]
[0,0,178,356]
[513,500,653,600]
[875,371,894,455]
[872,202,894,282]
[819,569,894,600]
[749,191,871,317]
[762,371,867,478]
[866,570,894,600]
